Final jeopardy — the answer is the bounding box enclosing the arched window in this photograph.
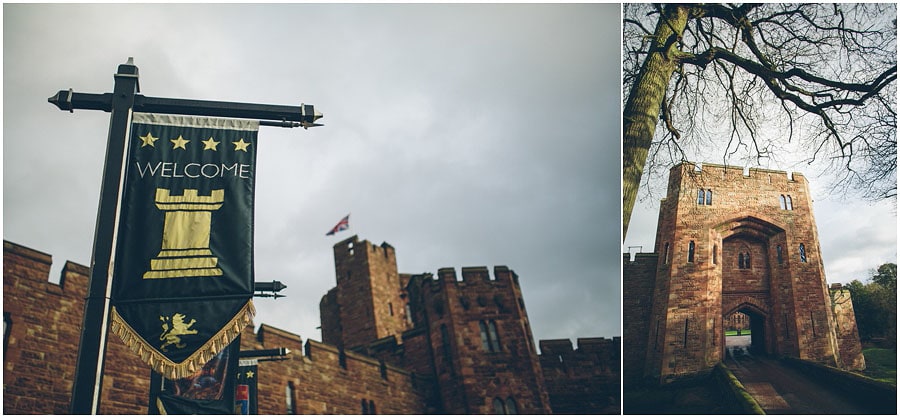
[505,397,518,414]
[362,399,369,415]
[738,252,744,269]
[779,195,787,210]
[688,241,695,262]
[286,382,297,414]
[697,189,705,205]
[776,245,783,264]
[706,189,712,205]
[479,320,501,352]
[369,400,376,415]
[799,244,807,262]
[745,252,751,269]
[493,398,506,414]
[786,195,793,210]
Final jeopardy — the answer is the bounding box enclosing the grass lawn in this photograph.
[860,347,897,386]
[724,330,751,336]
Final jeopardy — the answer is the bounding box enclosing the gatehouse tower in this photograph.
[624,162,864,384]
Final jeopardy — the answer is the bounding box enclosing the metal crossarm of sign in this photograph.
[49,90,323,129]
[51,58,322,415]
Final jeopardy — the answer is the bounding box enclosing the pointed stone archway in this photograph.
[723,301,770,356]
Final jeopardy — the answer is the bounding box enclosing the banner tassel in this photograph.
[110,300,255,379]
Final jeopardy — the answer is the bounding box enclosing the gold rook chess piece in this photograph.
[143,188,225,279]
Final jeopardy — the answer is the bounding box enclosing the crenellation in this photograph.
[539,339,575,355]
[437,267,457,282]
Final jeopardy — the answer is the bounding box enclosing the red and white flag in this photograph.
[326,214,350,236]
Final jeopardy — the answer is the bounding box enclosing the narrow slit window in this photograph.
[487,320,501,352]
[664,243,670,265]
[287,382,297,414]
[479,321,490,351]
[799,244,807,263]
[688,241,695,263]
[505,397,518,414]
[712,245,718,265]
[493,398,506,414]
[776,245,783,264]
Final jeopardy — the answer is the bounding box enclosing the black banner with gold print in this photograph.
[111,113,257,379]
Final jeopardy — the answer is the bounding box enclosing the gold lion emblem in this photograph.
[159,313,199,352]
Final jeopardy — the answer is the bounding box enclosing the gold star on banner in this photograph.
[171,135,190,150]
[233,138,251,152]
[201,137,220,151]
[245,370,255,379]
[139,132,159,148]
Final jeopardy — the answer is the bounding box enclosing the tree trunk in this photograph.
[622,5,690,240]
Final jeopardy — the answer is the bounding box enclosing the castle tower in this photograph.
[643,162,844,382]
[320,235,408,349]
[406,267,552,414]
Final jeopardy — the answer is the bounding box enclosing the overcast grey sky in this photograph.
[3,4,621,348]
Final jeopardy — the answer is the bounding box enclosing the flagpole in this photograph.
[69,58,139,415]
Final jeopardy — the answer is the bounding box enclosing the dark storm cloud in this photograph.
[4,3,621,347]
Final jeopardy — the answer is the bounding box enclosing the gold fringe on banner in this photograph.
[109,300,255,380]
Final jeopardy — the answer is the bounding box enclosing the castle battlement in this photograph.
[434,265,518,286]
[677,161,805,183]
[334,235,396,262]
[622,252,659,265]
[538,336,620,405]
[3,240,89,296]
[538,337,620,357]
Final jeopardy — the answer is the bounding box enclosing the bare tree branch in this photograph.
[623,3,897,238]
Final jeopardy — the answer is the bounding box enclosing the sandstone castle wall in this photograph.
[4,236,618,414]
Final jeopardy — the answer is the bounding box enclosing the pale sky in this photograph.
[3,4,621,349]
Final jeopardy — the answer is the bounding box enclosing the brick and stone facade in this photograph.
[4,236,619,414]
[623,162,865,385]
